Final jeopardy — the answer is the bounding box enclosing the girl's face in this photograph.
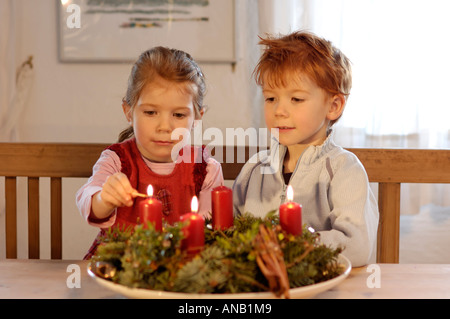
[123,78,197,162]
[263,72,344,149]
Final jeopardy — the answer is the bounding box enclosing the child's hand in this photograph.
[100,172,135,208]
[91,172,136,219]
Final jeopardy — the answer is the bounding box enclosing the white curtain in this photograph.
[0,0,33,142]
[305,0,449,147]
[257,0,450,214]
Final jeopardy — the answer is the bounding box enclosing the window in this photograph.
[305,0,450,148]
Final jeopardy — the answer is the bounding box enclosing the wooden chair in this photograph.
[2,143,449,263]
[221,146,450,263]
[349,149,450,263]
[1,143,107,259]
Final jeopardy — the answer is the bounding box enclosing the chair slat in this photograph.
[50,177,62,259]
[5,177,17,259]
[28,177,40,259]
[377,182,401,263]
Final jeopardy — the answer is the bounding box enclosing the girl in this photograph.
[232,31,379,267]
[77,47,223,259]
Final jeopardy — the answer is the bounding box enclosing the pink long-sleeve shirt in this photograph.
[76,149,224,228]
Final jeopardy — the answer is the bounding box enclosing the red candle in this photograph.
[211,186,234,230]
[180,196,204,255]
[138,185,162,232]
[279,185,302,236]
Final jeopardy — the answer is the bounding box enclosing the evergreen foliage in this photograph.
[91,213,344,296]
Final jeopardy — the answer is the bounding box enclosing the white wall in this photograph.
[15,0,264,144]
[5,0,264,259]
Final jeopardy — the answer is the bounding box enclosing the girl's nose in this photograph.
[156,116,172,133]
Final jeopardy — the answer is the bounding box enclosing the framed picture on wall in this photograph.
[58,0,236,63]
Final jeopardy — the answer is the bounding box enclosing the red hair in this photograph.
[254,31,352,99]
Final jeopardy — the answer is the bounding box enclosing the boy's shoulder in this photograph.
[329,146,364,167]
[326,146,369,181]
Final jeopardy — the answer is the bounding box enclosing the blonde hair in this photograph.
[118,47,206,142]
[254,31,352,125]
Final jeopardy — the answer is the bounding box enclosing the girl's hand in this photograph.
[100,172,135,208]
[91,172,136,219]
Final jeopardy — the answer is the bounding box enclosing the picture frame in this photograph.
[58,0,236,63]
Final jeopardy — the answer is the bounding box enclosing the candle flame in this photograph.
[286,185,294,202]
[191,196,198,213]
[147,185,153,197]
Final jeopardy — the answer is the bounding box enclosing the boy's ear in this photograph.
[122,100,133,124]
[327,94,346,122]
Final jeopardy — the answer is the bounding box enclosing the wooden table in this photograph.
[1,259,449,299]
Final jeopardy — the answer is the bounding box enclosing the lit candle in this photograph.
[180,196,205,255]
[138,185,163,232]
[279,185,302,236]
[211,186,234,230]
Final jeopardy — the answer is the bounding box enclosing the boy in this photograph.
[232,31,379,267]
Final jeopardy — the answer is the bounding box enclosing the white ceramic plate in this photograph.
[87,254,351,299]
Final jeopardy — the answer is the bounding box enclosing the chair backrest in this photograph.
[221,147,450,263]
[349,148,450,263]
[1,143,106,259]
[2,143,449,262]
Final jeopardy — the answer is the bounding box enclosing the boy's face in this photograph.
[262,72,342,147]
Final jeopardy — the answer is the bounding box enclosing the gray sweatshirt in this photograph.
[232,135,379,267]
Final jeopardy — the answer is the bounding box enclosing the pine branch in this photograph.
[90,212,344,297]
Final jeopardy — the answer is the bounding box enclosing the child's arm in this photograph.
[319,154,379,267]
[76,150,136,226]
[232,168,250,216]
[231,150,268,216]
